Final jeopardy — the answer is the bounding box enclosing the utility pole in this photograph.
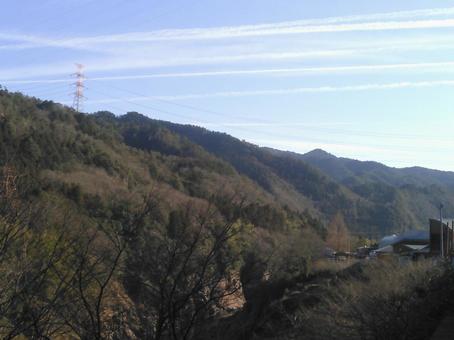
[440,203,444,258]
[72,63,85,112]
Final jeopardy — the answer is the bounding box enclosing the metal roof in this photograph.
[379,230,429,248]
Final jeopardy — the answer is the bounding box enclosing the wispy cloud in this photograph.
[0,32,64,48]
[5,61,454,84]
[0,50,357,81]
[65,18,454,45]
[3,6,454,81]
[17,18,454,48]
[4,6,454,50]
[0,43,42,50]
[80,79,454,102]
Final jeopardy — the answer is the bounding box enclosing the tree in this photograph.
[54,194,158,340]
[0,165,75,339]
[124,196,243,340]
[0,166,131,339]
[326,212,350,252]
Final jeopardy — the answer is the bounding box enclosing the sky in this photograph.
[2,1,454,170]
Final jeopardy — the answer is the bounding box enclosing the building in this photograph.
[375,230,430,259]
[375,219,454,260]
[429,218,454,257]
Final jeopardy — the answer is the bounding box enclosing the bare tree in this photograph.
[0,169,246,340]
[0,165,76,339]
[0,165,128,339]
[124,196,244,340]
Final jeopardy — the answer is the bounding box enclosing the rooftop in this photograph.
[379,230,429,248]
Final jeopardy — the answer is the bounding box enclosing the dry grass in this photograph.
[293,260,454,340]
[312,258,358,274]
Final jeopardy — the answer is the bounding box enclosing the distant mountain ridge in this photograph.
[138,118,454,234]
[265,146,454,232]
[299,148,454,187]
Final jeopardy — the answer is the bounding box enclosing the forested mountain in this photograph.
[268,148,454,232]
[1,88,454,339]
[0,89,322,235]
[0,88,328,339]
[291,148,454,188]
[153,122,454,234]
[2,86,450,237]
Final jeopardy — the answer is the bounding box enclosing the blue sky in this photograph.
[3,1,454,170]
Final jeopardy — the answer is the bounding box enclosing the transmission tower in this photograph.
[72,63,85,112]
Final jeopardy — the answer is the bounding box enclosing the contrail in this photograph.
[55,18,454,46]
[4,61,454,84]
[3,7,454,48]
[81,79,454,103]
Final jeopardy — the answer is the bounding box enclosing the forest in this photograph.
[1,88,454,339]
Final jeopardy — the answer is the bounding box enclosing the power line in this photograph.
[86,83,301,139]
[86,84,295,141]
[11,73,446,168]
[10,78,454,155]
[80,88,454,168]
[92,81,272,124]
[6,81,69,94]
[87,86,206,123]
[85,82,454,145]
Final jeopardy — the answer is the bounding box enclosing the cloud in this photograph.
[4,6,454,88]
[80,79,454,102]
[0,32,65,48]
[82,61,454,78]
[4,6,454,50]
[25,18,454,47]
[0,50,356,81]
[0,43,42,50]
[5,60,454,84]
[18,18,447,51]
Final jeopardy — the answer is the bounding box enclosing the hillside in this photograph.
[267,147,454,232]
[151,122,454,234]
[0,90,323,234]
[2,87,451,237]
[2,88,454,338]
[0,88,331,339]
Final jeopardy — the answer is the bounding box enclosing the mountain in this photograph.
[151,122,454,234]
[2,88,454,338]
[267,147,454,233]
[0,89,331,338]
[1,88,452,239]
[0,90,322,237]
[284,148,454,188]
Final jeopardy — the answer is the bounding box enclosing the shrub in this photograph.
[296,260,454,340]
